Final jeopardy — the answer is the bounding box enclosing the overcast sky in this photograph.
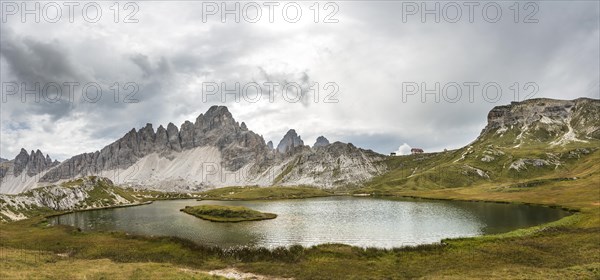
[1,1,599,160]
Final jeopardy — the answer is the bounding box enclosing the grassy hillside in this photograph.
[359,139,599,201]
[198,186,332,200]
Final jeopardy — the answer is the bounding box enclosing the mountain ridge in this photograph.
[1,106,384,193]
[1,98,598,194]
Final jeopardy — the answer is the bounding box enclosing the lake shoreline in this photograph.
[2,184,597,279]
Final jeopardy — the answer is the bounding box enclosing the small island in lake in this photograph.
[180,205,277,222]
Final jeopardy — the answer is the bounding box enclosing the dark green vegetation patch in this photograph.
[181,205,277,222]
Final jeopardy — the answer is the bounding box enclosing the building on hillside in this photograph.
[411,148,424,154]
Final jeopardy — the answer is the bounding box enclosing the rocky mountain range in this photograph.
[1,106,385,194]
[1,98,598,195]
[39,106,272,184]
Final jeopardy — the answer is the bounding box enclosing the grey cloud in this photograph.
[0,1,598,159]
[130,54,172,78]
[0,26,83,121]
[0,27,83,83]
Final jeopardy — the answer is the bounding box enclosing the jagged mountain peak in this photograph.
[314,136,330,148]
[0,147,58,190]
[277,129,304,153]
[206,105,231,116]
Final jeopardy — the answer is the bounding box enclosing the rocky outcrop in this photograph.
[508,158,553,171]
[13,148,31,176]
[478,98,600,146]
[155,125,169,149]
[276,129,304,153]
[0,177,141,221]
[138,123,157,154]
[313,136,330,148]
[180,121,195,149]
[167,122,182,151]
[267,141,274,150]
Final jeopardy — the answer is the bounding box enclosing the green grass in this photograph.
[198,186,332,200]
[181,205,277,222]
[60,178,85,188]
[0,247,224,280]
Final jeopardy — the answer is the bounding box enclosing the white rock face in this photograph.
[104,146,270,191]
[508,159,552,171]
[0,172,50,194]
[463,165,490,179]
[480,155,495,162]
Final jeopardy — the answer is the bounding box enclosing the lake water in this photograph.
[48,197,570,248]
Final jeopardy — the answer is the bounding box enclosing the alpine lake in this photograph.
[49,196,571,248]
